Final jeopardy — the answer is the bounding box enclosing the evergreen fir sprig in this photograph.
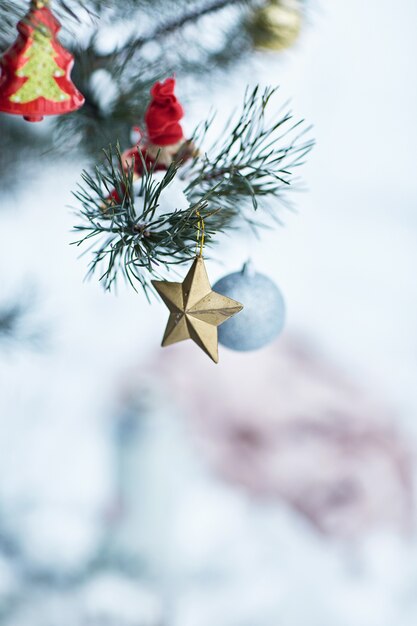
[72,87,313,296]
[185,86,313,222]
[72,147,213,294]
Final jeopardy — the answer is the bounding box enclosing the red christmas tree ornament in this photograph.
[0,0,84,122]
[122,77,196,180]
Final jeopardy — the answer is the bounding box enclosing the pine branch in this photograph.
[0,291,44,349]
[72,86,314,295]
[107,0,254,64]
[72,147,213,294]
[48,1,257,153]
[185,86,313,212]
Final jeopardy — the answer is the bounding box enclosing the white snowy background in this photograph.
[0,0,417,624]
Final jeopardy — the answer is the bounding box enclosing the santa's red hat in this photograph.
[144,77,184,146]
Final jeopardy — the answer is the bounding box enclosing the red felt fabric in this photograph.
[144,77,184,146]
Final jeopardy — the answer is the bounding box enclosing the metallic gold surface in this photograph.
[152,256,243,363]
[249,0,302,52]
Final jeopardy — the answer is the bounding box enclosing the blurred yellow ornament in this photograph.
[249,0,302,52]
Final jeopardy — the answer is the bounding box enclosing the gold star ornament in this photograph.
[152,256,243,363]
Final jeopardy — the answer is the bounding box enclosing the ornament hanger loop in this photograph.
[195,210,205,258]
[31,0,50,7]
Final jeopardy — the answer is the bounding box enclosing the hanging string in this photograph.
[195,209,205,258]
[32,0,50,8]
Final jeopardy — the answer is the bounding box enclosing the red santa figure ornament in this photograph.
[123,77,196,180]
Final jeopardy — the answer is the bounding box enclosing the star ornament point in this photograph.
[152,256,243,363]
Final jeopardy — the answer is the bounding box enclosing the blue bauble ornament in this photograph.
[213,261,285,351]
